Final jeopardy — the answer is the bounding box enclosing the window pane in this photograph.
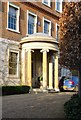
[56,0,60,11]
[9,52,18,75]
[11,23,13,29]
[12,23,16,30]
[44,0,48,5]
[8,6,17,30]
[56,25,59,41]
[28,14,35,34]
[44,20,49,34]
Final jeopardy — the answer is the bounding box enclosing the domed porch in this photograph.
[20,33,59,91]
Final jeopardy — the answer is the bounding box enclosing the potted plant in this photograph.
[39,76,43,81]
[37,76,43,88]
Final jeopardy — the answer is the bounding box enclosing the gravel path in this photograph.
[2,92,75,119]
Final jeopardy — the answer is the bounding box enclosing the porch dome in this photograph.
[28,33,50,37]
[20,33,59,51]
[20,33,58,44]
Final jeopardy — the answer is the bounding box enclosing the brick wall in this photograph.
[1,2,61,41]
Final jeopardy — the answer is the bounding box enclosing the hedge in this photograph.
[64,93,81,120]
[0,86,30,96]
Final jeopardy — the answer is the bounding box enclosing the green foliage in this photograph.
[39,76,43,81]
[38,76,43,81]
[1,85,30,96]
[64,93,81,120]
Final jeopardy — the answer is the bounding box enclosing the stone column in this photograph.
[43,50,47,89]
[26,49,34,87]
[21,49,26,85]
[49,63,53,89]
[54,53,59,91]
[42,49,49,89]
[26,49,32,87]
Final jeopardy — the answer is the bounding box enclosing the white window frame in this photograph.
[27,10,37,35]
[43,17,51,36]
[42,0,51,7]
[7,2,20,33]
[8,49,19,78]
[55,0,62,13]
[56,23,59,41]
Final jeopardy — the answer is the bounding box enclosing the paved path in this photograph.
[2,92,75,118]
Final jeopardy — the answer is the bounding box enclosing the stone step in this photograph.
[47,89,59,93]
[32,88,48,93]
[29,88,60,94]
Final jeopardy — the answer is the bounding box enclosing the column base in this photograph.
[54,88,60,92]
[42,89,48,93]
[21,83,26,86]
[48,87,53,90]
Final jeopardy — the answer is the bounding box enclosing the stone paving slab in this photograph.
[2,92,75,119]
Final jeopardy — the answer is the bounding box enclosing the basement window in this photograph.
[9,51,19,76]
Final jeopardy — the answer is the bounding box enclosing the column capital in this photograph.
[25,49,34,53]
[54,52,58,59]
[40,49,49,53]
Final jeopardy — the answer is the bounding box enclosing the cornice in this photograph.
[22,2,61,19]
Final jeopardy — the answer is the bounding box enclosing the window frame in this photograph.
[7,2,20,33]
[42,0,51,7]
[56,23,59,41]
[55,0,62,13]
[43,17,51,36]
[27,10,37,35]
[8,49,19,78]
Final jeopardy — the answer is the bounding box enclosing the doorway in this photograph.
[32,50,42,88]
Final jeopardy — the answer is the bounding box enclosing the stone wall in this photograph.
[0,38,20,86]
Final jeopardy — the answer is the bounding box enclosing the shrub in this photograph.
[1,85,30,96]
[64,93,81,120]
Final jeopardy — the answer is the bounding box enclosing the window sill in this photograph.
[26,33,29,36]
[55,39,59,44]
[26,32,36,36]
[42,2,51,8]
[55,9,62,13]
[7,74,19,79]
[6,28,20,34]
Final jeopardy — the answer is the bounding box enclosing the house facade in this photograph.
[0,0,63,91]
